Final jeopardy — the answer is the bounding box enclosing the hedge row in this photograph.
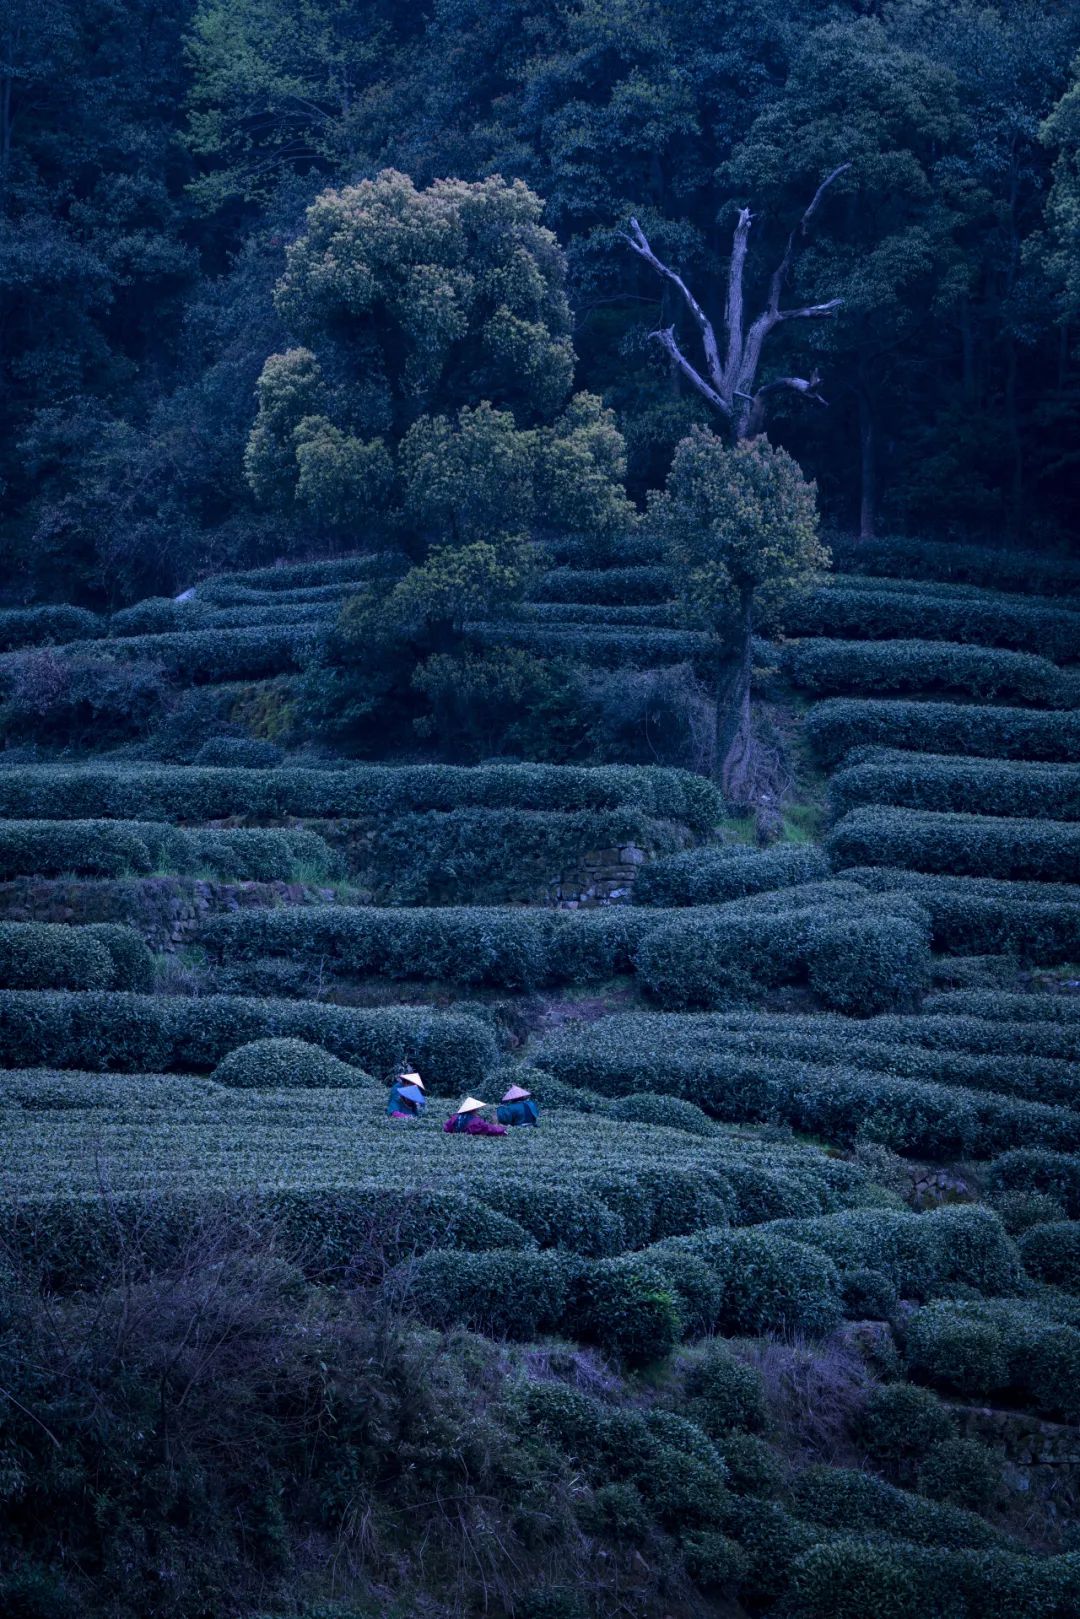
[535,565,673,604]
[634,843,830,907]
[195,549,404,600]
[0,603,102,651]
[0,991,495,1091]
[0,922,152,991]
[0,819,341,881]
[830,535,1080,598]
[202,896,931,1012]
[830,751,1080,822]
[841,868,1080,962]
[52,625,320,683]
[828,806,1080,883]
[532,1020,1078,1156]
[787,638,1077,705]
[196,601,337,632]
[473,619,716,667]
[803,698,1080,767]
[516,600,678,626]
[332,805,687,903]
[0,761,720,832]
[786,583,1079,660]
[900,1296,1080,1423]
[926,991,1080,1025]
[988,1149,1080,1217]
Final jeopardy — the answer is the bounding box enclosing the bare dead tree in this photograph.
[623,164,851,438]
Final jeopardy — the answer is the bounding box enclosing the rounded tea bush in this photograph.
[856,1384,956,1474]
[904,1305,1010,1399]
[919,1437,998,1512]
[211,1038,372,1090]
[572,1258,683,1366]
[807,913,930,1015]
[1018,1221,1080,1293]
[684,1342,767,1435]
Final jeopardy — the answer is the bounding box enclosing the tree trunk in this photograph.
[716,593,756,807]
[858,392,876,541]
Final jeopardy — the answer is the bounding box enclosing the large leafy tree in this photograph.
[648,429,826,808]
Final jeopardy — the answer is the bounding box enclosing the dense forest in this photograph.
[4,0,1080,611]
[3,7,1080,1619]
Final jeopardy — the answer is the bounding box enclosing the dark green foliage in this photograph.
[0,819,340,882]
[787,1466,1002,1550]
[839,869,1080,964]
[787,581,1080,659]
[771,1207,1022,1301]
[788,637,1076,704]
[805,698,1080,767]
[831,538,1080,599]
[55,625,319,683]
[0,991,495,1092]
[0,605,102,651]
[0,923,115,991]
[857,1384,956,1473]
[210,1038,372,1090]
[635,842,829,906]
[475,619,715,668]
[920,1439,999,1512]
[905,1308,1011,1397]
[829,807,1080,882]
[407,1250,581,1338]
[536,566,672,604]
[988,1149,1080,1217]
[830,752,1080,822]
[928,991,1080,1025]
[0,761,720,833]
[683,1343,767,1435]
[1018,1222,1080,1292]
[192,735,284,767]
[572,1258,683,1366]
[806,913,931,1015]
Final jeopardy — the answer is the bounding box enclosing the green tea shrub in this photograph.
[682,1530,748,1591]
[806,913,931,1015]
[771,1207,1021,1301]
[536,564,673,604]
[82,923,154,990]
[193,736,284,767]
[571,1257,682,1365]
[987,1149,1080,1216]
[474,619,714,667]
[715,1432,784,1496]
[904,1306,1011,1396]
[0,991,496,1092]
[518,599,677,625]
[59,625,319,683]
[0,760,720,833]
[787,1465,1001,1549]
[210,1038,372,1090]
[841,1266,897,1318]
[719,1498,818,1605]
[632,1441,730,1527]
[634,915,766,1009]
[830,534,1080,596]
[515,1381,605,1457]
[857,1384,955,1472]
[718,1230,843,1338]
[926,990,1080,1025]
[406,1249,579,1338]
[919,1439,998,1512]
[635,842,829,906]
[805,698,1080,767]
[607,1092,716,1136]
[831,752,1080,821]
[838,869,1080,963]
[645,1244,724,1334]
[0,603,102,650]
[828,806,1080,882]
[1017,1221,1080,1291]
[788,636,1076,703]
[785,1536,923,1619]
[990,1191,1067,1234]
[683,1342,767,1435]
[0,818,338,881]
[0,923,115,991]
[109,597,207,636]
[786,582,1080,658]
[474,1178,624,1257]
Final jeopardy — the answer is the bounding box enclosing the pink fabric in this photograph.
[442,1115,507,1135]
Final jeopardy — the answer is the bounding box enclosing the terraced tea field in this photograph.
[2,534,1080,1617]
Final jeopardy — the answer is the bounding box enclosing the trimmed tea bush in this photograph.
[828,807,1080,882]
[927,991,1080,1025]
[805,698,1080,767]
[839,869,1080,963]
[683,1343,767,1435]
[830,534,1080,597]
[0,761,720,833]
[0,604,102,651]
[769,1206,1021,1300]
[1017,1222,1080,1292]
[474,619,715,667]
[58,625,320,683]
[830,752,1080,822]
[786,581,1080,659]
[787,1465,1001,1550]
[987,1149,1080,1217]
[806,913,930,1015]
[210,1038,372,1090]
[0,923,115,991]
[536,565,673,604]
[572,1257,683,1365]
[0,991,495,1092]
[787,637,1075,704]
[635,843,829,906]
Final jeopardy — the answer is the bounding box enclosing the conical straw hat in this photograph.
[501,1085,531,1102]
[399,1070,425,1090]
[457,1096,487,1114]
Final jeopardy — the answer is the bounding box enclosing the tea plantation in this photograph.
[2,535,1079,1619]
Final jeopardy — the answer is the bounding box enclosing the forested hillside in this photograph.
[2,5,1080,1619]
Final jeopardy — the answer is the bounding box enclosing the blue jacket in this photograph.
[387,1082,425,1118]
[496,1098,539,1127]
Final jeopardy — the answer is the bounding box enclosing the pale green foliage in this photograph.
[293,419,394,528]
[649,430,827,630]
[243,348,325,504]
[389,539,532,634]
[401,404,536,545]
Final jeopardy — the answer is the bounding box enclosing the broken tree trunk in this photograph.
[623,164,850,439]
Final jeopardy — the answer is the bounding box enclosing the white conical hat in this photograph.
[457,1096,487,1114]
[398,1070,424,1090]
[501,1085,531,1103]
